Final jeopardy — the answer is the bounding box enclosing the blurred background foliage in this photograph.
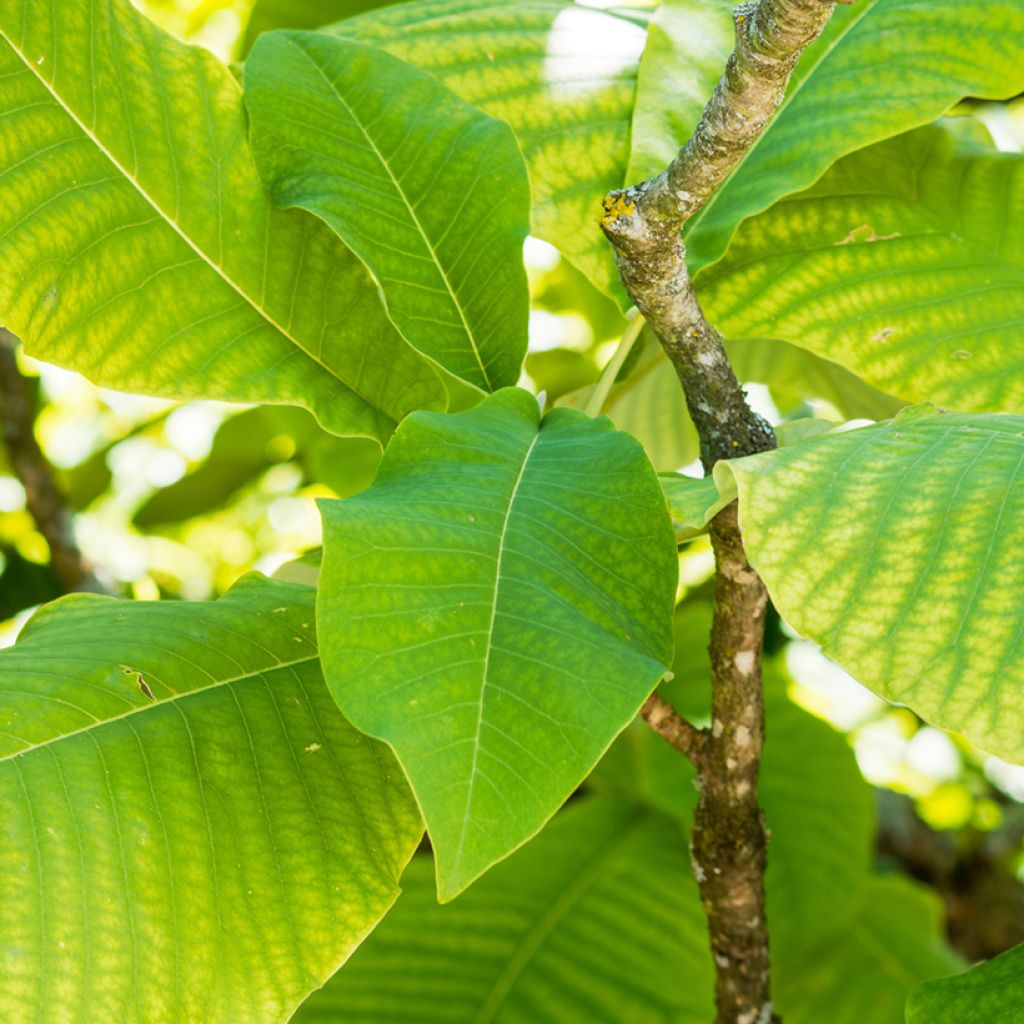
[2,0,1023,985]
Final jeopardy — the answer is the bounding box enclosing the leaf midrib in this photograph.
[1,30,395,421]
[287,34,493,390]
[452,428,541,877]
[0,652,319,763]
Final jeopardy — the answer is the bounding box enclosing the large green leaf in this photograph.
[906,941,1020,1023]
[245,32,530,392]
[775,876,961,1024]
[290,798,714,1023]
[699,122,1024,413]
[0,574,422,1024]
[317,387,677,899]
[336,0,650,300]
[684,0,1024,272]
[0,0,445,444]
[719,407,1024,763]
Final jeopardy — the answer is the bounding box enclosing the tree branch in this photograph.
[0,329,103,593]
[641,692,707,767]
[601,2,846,1021]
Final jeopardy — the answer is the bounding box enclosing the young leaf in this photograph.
[720,408,1024,763]
[289,799,714,1023]
[698,121,1024,414]
[317,388,678,899]
[684,0,1024,272]
[245,32,530,392]
[336,0,649,302]
[0,575,422,1024]
[906,941,1022,1023]
[0,0,445,444]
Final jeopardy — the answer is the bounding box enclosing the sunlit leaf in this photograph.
[0,0,444,445]
[0,574,422,1023]
[699,121,1024,413]
[685,0,1024,272]
[317,387,677,899]
[337,0,650,301]
[246,32,530,391]
[720,407,1024,763]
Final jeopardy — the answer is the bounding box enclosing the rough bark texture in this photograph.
[600,2,845,1021]
[0,329,102,593]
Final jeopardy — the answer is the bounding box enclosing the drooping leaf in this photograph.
[685,0,1024,272]
[699,121,1024,414]
[777,877,961,1024]
[337,0,650,301]
[317,387,678,899]
[720,407,1024,763]
[0,574,422,1024]
[0,0,445,445]
[242,0,402,54]
[245,32,530,392]
[290,798,714,1023]
[626,0,732,181]
[590,640,876,962]
[906,941,1020,1023]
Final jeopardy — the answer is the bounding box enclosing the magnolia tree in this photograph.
[1,0,1023,1021]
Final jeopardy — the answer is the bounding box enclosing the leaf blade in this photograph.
[245,31,530,392]
[317,387,678,898]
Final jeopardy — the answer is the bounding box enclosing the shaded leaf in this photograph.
[0,574,422,1023]
[776,877,961,1024]
[290,799,714,1023]
[317,387,677,899]
[906,940,1020,1023]
[242,0,401,54]
[245,32,530,391]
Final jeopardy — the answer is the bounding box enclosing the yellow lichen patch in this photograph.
[600,191,635,227]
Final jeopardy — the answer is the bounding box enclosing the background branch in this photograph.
[601,2,846,1021]
[0,329,104,594]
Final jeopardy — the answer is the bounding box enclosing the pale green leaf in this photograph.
[290,798,714,1023]
[245,32,530,392]
[337,0,650,301]
[685,0,1024,272]
[626,0,732,181]
[722,408,1024,762]
[317,387,678,899]
[906,941,1020,1023]
[776,877,961,1024]
[0,0,445,445]
[0,574,422,1024]
[699,121,1024,413]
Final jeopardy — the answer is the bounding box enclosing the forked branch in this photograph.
[601,2,849,1021]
